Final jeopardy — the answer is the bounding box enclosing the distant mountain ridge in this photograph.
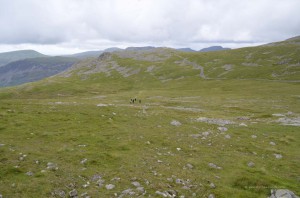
[199,46,231,52]
[177,48,196,52]
[125,46,156,51]
[65,47,123,59]
[0,50,47,66]
[0,56,77,87]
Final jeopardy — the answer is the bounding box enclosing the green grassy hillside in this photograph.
[0,38,299,198]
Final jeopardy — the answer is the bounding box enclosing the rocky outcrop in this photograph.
[269,189,299,198]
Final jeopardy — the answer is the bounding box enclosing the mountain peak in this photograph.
[0,49,47,66]
[125,46,156,51]
[177,48,196,52]
[199,46,231,52]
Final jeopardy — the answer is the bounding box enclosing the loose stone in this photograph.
[105,184,115,190]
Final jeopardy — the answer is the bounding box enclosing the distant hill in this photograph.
[0,50,47,67]
[177,48,196,52]
[285,35,300,42]
[65,50,104,59]
[65,47,123,59]
[0,56,77,87]
[103,47,123,53]
[125,46,156,51]
[199,46,231,52]
[56,36,299,88]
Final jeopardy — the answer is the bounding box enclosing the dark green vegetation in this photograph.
[0,57,78,87]
[0,37,299,197]
[0,50,47,67]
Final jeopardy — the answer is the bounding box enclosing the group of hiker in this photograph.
[130,98,141,104]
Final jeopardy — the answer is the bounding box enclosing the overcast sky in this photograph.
[0,0,299,55]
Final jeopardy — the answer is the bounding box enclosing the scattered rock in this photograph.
[248,161,255,167]
[155,190,168,197]
[105,184,115,190]
[90,174,102,182]
[80,158,88,164]
[0,143,5,147]
[47,162,58,170]
[82,182,90,188]
[69,189,78,198]
[171,120,182,126]
[156,190,177,197]
[210,182,216,189]
[274,154,283,159]
[167,177,173,182]
[53,189,66,198]
[218,127,228,132]
[270,141,276,146]
[208,163,222,170]
[208,194,215,198]
[272,114,285,117]
[176,147,182,151]
[269,189,299,198]
[176,178,184,184]
[202,131,210,136]
[26,171,33,176]
[190,134,201,138]
[251,135,257,139]
[167,190,177,197]
[136,187,145,193]
[277,117,300,126]
[96,179,105,187]
[80,192,89,198]
[111,177,121,182]
[131,181,141,187]
[224,134,231,139]
[96,103,108,107]
[239,123,247,127]
[67,183,76,189]
[185,163,194,169]
[195,117,234,126]
[237,117,250,121]
[121,189,136,196]
[18,153,27,161]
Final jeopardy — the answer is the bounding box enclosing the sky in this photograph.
[0,0,300,55]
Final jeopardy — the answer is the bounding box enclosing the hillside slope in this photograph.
[0,57,78,87]
[59,37,300,84]
[0,37,299,198]
[0,50,47,66]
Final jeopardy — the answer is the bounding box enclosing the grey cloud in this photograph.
[0,0,299,53]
